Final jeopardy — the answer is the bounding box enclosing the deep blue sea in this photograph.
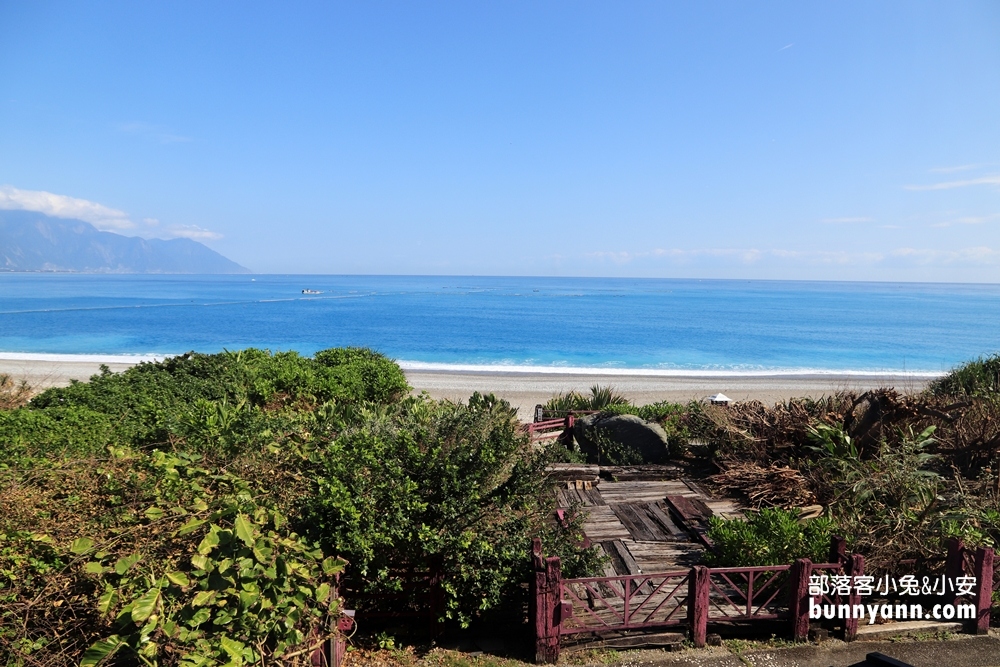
[1,274,999,374]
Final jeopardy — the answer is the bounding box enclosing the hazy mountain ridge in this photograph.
[0,210,249,273]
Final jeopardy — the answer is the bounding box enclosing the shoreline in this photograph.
[1,354,936,420]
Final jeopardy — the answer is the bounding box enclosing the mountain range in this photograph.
[0,210,249,273]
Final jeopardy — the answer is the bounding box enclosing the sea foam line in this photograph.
[396,360,945,378]
[0,352,167,364]
[0,352,947,378]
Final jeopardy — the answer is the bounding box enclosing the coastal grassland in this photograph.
[1,349,599,666]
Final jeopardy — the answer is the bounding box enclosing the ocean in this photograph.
[1,274,999,375]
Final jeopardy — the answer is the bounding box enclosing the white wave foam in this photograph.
[0,352,167,364]
[0,352,946,378]
[396,360,945,378]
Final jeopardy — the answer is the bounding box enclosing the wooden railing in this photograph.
[530,537,995,663]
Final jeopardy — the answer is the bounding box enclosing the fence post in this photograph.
[789,558,812,642]
[687,566,709,648]
[972,547,994,635]
[844,554,864,641]
[828,536,847,565]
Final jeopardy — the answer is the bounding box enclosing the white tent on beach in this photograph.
[706,393,732,405]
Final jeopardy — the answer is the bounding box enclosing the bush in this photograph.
[542,385,630,416]
[301,393,601,626]
[20,348,409,455]
[2,447,338,666]
[929,354,1000,398]
[705,508,836,567]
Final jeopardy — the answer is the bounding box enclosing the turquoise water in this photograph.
[1,274,999,373]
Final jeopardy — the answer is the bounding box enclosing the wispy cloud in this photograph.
[118,121,192,144]
[904,175,1000,191]
[929,164,986,174]
[163,224,223,241]
[930,214,1000,228]
[777,43,794,52]
[587,246,1000,266]
[0,185,134,231]
[891,246,998,263]
[821,216,874,224]
[588,248,764,264]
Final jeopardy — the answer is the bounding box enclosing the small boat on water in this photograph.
[301,289,323,294]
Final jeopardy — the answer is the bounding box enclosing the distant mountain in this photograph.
[0,210,250,273]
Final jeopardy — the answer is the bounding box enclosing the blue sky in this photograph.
[1,1,999,280]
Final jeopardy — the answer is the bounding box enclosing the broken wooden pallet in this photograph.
[664,494,715,549]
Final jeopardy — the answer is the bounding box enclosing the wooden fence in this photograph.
[530,537,995,664]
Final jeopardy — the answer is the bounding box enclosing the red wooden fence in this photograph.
[525,416,573,443]
[530,538,995,663]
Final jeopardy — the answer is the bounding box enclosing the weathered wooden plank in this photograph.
[610,503,659,542]
[580,506,631,541]
[649,501,686,537]
[664,495,714,549]
[545,463,601,482]
[581,487,606,506]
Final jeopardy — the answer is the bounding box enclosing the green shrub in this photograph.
[542,385,630,416]
[301,393,601,627]
[0,406,115,462]
[2,447,340,666]
[705,508,836,567]
[23,348,409,453]
[585,426,645,465]
[929,354,1000,397]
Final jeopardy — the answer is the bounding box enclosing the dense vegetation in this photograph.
[545,359,1000,572]
[7,350,1000,662]
[1,350,597,666]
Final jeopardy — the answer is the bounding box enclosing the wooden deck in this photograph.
[553,468,743,576]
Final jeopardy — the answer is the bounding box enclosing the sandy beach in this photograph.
[404,370,933,419]
[1,356,935,420]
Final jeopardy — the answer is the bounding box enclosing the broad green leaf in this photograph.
[80,635,124,667]
[144,506,166,520]
[70,537,95,555]
[197,527,220,555]
[176,517,207,537]
[131,587,161,623]
[166,571,190,587]
[97,587,119,615]
[188,606,212,627]
[322,557,347,576]
[315,582,331,603]
[114,553,142,575]
[191,590,217,607]
[85,562,107,574]
[219,636,245,659]
[190,554,212,571]
[234,513,255,547]
[253,547,273,565]
[239,589,260,608]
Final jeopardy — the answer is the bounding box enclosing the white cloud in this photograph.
[904,175,1000,191]
[891,246,998,263]
[118,121,192,144]
[929,164,990,174]
[930,214,1000,228]
[163,224,223,241]
[586,246,1000,267]
[0,185,134,230]
[822,217,874,224]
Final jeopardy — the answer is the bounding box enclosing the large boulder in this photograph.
[573,413,671,464]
